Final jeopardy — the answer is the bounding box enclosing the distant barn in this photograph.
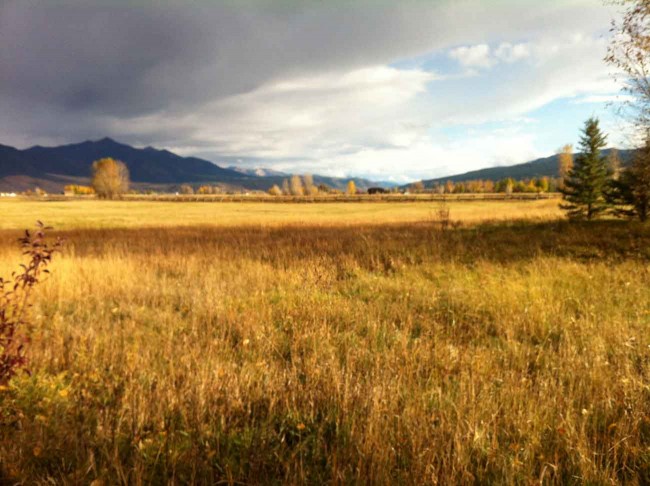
[367,187,388,194]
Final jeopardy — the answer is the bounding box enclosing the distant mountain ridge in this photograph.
[0,138,247,186]
[0,138,383,192]
[2,139,633,193]
[418,148,635,187]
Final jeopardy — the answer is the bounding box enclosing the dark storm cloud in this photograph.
[1,2,225,115]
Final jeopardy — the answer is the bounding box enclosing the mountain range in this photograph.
[0,138,636,193]
[417,148,635,188]
[0,138,384,193]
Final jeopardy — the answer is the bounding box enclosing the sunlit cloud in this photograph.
[449,44,494,69]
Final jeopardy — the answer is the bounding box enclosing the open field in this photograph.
[0,200,649,484]
[0,198,562,230]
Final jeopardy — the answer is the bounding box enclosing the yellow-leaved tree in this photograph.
[557,144,573,190]
[346,180,356,195]
[303,174,318,195]
[91,158,130,199]
[290,175,304,196]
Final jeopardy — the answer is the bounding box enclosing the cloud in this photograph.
[449,44,494,69]
[114,66,436,160]
[245,122,541,183]
[436,33,618,126]
[494,42,531,63]
[571,94,635,104]
[0,0,623,180]
[448,41,539,70]
[0,0,615,117]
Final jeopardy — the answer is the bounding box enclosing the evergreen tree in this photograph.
[629,144,650,221]
[561,118,610,220]
[607,138,650,222]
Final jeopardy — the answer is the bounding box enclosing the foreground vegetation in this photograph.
[0,201,649,484]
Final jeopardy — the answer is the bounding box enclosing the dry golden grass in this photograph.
[0,200,649,484]
[0,198,562,230]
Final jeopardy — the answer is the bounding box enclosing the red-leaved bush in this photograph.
[0,222,62,385]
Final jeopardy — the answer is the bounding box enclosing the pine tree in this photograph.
[607,138,650,222]
[629,143,650,221]
[561,118,610,220]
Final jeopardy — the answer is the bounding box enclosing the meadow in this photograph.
[0,198,562,230]
[0,198,649,484]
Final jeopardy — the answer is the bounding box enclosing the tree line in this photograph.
[421,177,558,195]
[86,163,363,198]
[267,176,358,196]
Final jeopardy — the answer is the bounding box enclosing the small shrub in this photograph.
[180,184,195,195]
[0,222,62,385]
[268,184,283,196]
[436,202,451,230]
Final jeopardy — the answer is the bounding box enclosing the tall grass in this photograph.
[0,218,649,484]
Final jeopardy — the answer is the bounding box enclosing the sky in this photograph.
[0,0,632,183]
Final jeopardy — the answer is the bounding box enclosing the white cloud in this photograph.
[449,42,530,70]
[115,65,437,160]
[238,121,541,183]
[439,33,618,125]
[316,130,541,183]
[449,44,494,69]
[495,42,531,63]
[571,94,635,104]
